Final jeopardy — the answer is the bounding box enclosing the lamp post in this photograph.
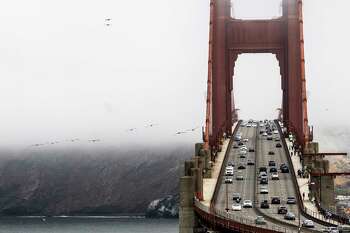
[225,182,229,213]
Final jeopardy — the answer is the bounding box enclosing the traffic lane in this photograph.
[258,124,325,231]
[215,127,258,219]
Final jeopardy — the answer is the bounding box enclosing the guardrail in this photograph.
[195,199,297,233]
[314,197,350,225]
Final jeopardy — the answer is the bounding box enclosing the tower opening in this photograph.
[233,54,282,120]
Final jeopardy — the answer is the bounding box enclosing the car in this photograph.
[243,138,249,142]
[258,171,268,179]
[262,132,268,137]
[255,216,266,225]
[287,197,296,204]
[259,167,267,173]
[269,167,278,173]
[323,227,339,233]
[243,200,253,208]
[275,138,281,142]
[271,197,281,204]
[238,141,244,146]
[284,212,296,220]
[260,200,270,209]
[249,148,255,152]
[276,143,282,148]
[233,144,239,149]
[273,130,279,134]
[228,161,234,167]
[224,177,233,183]
[236,174,244,180]
[259,130,264,134]
[278,206,288,214]
[302,220,315,228]
[237,164,246,170]
[239,154,247,159]
[271,173,279,180]
[268,151,275,155]
[225,168,234,176]
[260,186,269,194]
[232,193,241,203]
[267,136,273,140]
[232,203,242,211]
[247,160,255,165]
[260,177,268,184]
[268,161,276,166]
[281,166,289,173]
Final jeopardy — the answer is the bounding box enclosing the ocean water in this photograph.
[0,217,178,233]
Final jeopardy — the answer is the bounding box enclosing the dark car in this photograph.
[276,143,282,148]
[238,142,244,146]
[260,200,270,209]
[281,166,289,173]
[232,193,241,203]
[247,160,255,165]
[269,167,278,173]
[280,163,287,169]
[268,151,275,155]
[287,197,296,204]
[233,144,239,149]
[278,206,288,214]
[259,167,267,173]
[271,197,281,204]
[268,161,276,167]
[238,164,246,170]
[284,212,296,220]
[260,177,268,185]
[249,148,255,152]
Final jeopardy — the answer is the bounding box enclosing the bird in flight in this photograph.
[175,131,187,135]
[89,139,101,143]
[186,127,199,132]
[145,123,158,128]
[126,128,137,132]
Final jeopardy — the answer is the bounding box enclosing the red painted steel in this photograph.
[311,172,350,177]
[204,0,311,151]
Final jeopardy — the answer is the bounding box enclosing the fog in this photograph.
[0,0,349,150]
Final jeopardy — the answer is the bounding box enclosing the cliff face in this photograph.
[0,144,191,216]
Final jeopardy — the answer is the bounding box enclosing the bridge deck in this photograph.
[197,121,339,232]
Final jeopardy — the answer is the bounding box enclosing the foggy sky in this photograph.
[0,0,349,149]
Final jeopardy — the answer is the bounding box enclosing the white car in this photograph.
[262,132,268,137]
[232,203,242,211]
[243,200,253,208]
[271,173,279,180]
[242,138,249,142]
[273,130,279,134]
[224,177,233,183]
[260,186,269,194]
[225,169,234,176]
[302,220,315,228]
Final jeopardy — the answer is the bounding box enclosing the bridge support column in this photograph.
[179,176,195,233]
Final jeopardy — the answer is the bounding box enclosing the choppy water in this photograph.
[0,217,178,233]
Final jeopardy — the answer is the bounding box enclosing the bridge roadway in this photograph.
[214,122,327,232]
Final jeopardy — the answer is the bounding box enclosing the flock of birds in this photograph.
[30,123,199,147]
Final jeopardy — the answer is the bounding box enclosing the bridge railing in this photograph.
[194,199,298,233]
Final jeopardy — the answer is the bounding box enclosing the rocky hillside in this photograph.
[0,144,191,216]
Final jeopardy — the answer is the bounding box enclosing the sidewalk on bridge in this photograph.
[201,123,237,207]
[286,140,343,225]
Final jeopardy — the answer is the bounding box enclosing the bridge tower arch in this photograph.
[204,0,311,150]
